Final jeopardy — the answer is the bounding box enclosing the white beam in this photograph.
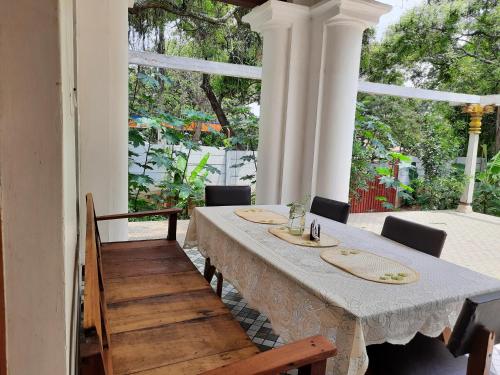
[480,95,500,106]
[129,51,497,106]
[358,81,482,104]
[129,50,262,80]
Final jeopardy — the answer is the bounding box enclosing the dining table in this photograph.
[184,205,500,375]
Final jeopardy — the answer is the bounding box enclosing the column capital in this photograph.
[242,0,310,33]
[462,104,495,134]
[312,0,391,29]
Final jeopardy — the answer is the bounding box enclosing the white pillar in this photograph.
[457,104,494,213]
[457,132,479,213]
[252,25,289,204]
[244,0,390,205]
[280,15,311,204]
[243,1,310,205]
[312,0,391,203]
[76,0,129,241]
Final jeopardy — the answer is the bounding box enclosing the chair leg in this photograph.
[439,326,452,345]
[203,257,215,283]
[216,272,223,297]
[467,329,495,375]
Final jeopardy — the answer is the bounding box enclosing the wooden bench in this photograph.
[80,193,336,375]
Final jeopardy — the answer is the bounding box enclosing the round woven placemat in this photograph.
[234,208,288,225]
[320,247,419,284]
[268,226,340,248]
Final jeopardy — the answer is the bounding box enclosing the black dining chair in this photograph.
[381,216,447,258]
[204,185,252,296]
[205,185,251,207]
[367,290,500,375]
[310,196,350,224]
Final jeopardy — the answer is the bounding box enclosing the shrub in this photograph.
[410,172,466,210]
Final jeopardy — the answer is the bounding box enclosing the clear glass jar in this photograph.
[288,203,306,236]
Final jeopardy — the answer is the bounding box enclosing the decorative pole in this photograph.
[457,104,494,213]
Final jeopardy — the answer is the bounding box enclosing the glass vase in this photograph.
[288,203,306,236]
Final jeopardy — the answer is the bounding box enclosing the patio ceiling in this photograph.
[218,0,267,8]
[129,0,267,10]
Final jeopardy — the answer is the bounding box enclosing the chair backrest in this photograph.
[381,216,447,258]
[80,193,113,375]
[310,196,350,224]
[448,291,500,357]
[205,185,251,207]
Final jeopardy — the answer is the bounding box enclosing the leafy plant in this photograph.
[128,110,220,219]
[474,151,500,216]
[351,103,413,208]
[409,168,466,210]
[226,107,259,184]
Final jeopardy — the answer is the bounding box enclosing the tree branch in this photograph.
[456,46,495,65]
[201,73,230,129]
[130,0,237,25]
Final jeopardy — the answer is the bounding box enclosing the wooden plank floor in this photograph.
[101,239,260,375]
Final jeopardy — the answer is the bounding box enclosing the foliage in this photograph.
[363,0,499,94]
[415,111,463,178]
[390,109,468,210]
[361,0,499,156]
[351,103,414,209]
[226,107,259,184]
[357,0,500,211]
[474,151,500,216]
[407,168,465,210]
[129,1,262,133]
[128,110,220,219]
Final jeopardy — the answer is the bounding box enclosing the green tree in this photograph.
[129,1,262,133]
[362,0,499,154]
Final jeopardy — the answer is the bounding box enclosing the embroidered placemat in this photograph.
[320,247,419,284]
[234,208,288,225]
[268,226,340,248]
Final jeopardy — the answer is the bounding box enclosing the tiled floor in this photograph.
[129,211,500,374]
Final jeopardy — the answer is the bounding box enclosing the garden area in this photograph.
[127,0,500,218]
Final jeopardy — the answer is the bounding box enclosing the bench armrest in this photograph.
[200,335,336,375]
[96,208,182,241]
[96,208,182,221]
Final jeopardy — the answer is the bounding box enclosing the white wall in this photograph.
[129,145,257,186]
[77,0,129,242]
[0,0,79,374]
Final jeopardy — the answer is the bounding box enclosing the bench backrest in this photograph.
[80,193,113,375]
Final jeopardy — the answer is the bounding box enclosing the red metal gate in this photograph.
[349,163,400,213]
[349,180,397,213]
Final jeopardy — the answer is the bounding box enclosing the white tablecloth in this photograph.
[185,205,500,375]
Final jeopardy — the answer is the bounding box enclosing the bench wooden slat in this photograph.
[102,255,197,279]
[107,289,230,334]
[102,242,184,262]
[130,347,262,375]
[102,239,177,250]
[104,271,211,304]
[111,314,256,375]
